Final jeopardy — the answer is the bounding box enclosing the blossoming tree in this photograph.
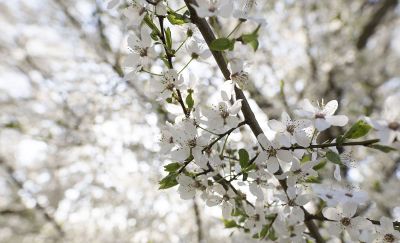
[106,0,400,242]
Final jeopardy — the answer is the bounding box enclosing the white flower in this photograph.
[202,100,242,133]
[124,27,157,71]
[243,203,267,234]
[155,1,167,16]
[366,95,400,144]
[269,112,312,147]
[159,122,175,153]
[122,1,147,28]
[248,168,273,201]
[185,38,211,60]
[228,59,249,89]
[322,202,370,241]
[205,184,236,218]
[256,134,293,174]
[275,186,311,214]
[295,99,348,131]
[279,158,319,187]
[373,216,400,243]
[191,0,233,18]
[153,69,184,100]
[170,119,210,168]
[273,207,306,243]
[233,0,267,25]
[312,184,369,206]
[177,174,207,199]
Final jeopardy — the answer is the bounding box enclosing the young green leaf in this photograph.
[344,120,372,139]
[368,144,397,153]
[238,149,249,168]
[167,11,188,25]
[159,172,178,189]
[326,150,343,165]
[164,162,181,172]
[185,92,194,109]
[223,219,238,228]
[210,38,234,51]
[165,27,172,50]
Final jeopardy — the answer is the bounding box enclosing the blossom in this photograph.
[153,69,184,100]
[256,134,293,174]
[228,59,249,89]
[191,0,233,18]
[295,99,348,131]
[177,174,207,199]
[283,158,319,186]
[268,112,312,147]
[124,27,157,71]
[122,1,147,28]
[202,100,242,133]
[322,202,370,241]
[243,203,267,234]
[366,94,400,144]
[372,216,400,243]
[312,184,368,206]
[273,207,306,243]
[205,183,236,218]
[185,38,211,60]
[169,119,210,169]
[275,186,311,213]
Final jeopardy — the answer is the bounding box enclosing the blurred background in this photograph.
[0,0,399,242]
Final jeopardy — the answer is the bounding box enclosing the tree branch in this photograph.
[356,0,398,50]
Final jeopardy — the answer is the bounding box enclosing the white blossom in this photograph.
[296,99,348,131]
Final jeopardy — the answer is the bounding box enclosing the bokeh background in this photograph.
[0,0,399,242]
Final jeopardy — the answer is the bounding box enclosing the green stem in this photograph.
[178,58,194,74]
[227,21,243,38]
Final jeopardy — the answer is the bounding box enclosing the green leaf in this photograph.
[185,92,194,109]
[167,11,188,25]
[164,162,181,172]
[304,176,322,184]
[210,38,234,51]
[326,151,343,165]
[301,153,311,163]
[242,163,257,173]
[238,149,250,168]
[159,172,178,189]
[241,33,259,51]
[223,219,238,228]
[344,120,372,139]
[144,15,161,36]
[368,144,397,153]
[313,160,327,170]
[165,27,172,50]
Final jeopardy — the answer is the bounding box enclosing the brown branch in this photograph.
[183,1,325,242]
[184,0,263,138]
[281,139,380,150]
[356,0,398,50]
[193,199,203,243]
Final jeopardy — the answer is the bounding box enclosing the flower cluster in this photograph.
[107,1,400,242]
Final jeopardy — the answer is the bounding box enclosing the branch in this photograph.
[356,0,398,50]
[183,0,263,138]
[281,139,380,150]
[183,2,325,241]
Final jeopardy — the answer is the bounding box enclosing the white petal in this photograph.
[323,100,338,116]
[322,207,342,221]
[222,201,233,218]
[277,150,293,162]
[206,195,222,206]
[229,99,242,115]
[269,120,286,132]
[267,156,279,173]
[257,134,271,149]
[295,194,310,206]
[342,202,357,218]
[334,164,341,181]
[315,118,331,131]
[107,0,119,9]
[326,115,348,127]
